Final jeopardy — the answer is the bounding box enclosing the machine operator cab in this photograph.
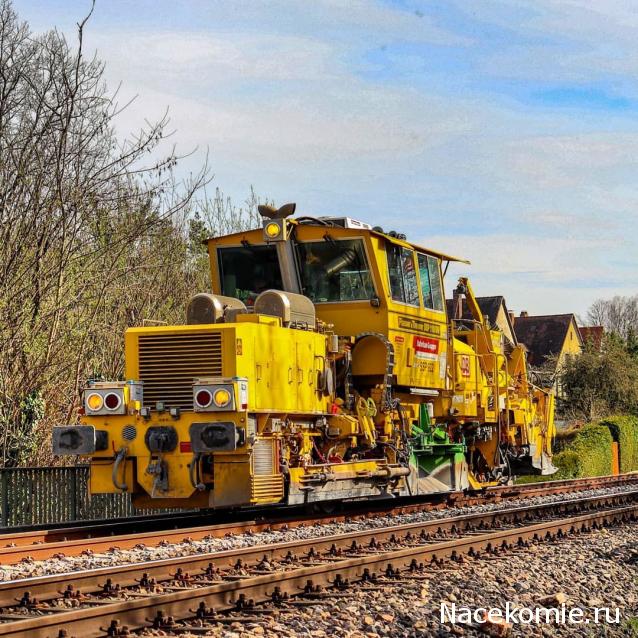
[206,205,470,398]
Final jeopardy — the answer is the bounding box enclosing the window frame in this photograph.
[415,251,446,314]
[386,244,421,308]
[217,243,284,301]
[294,236,378,304]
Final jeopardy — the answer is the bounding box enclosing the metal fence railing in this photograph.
[0,466,144,528]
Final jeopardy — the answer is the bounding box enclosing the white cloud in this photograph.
[93,31,340,83]
[195,0,472,47]
[456,0,638,85]
[19,0,638,315]
[93,26,479,164]
[497,133,638,191]
[106,84,479,165]
[426,232,614,280]
[432,232,633,316]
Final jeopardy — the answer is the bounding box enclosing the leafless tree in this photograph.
[586,295,638,339]
[0,1,212,465]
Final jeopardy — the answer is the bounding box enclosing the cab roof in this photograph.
[206,217,471,265]
[370,229,471,265]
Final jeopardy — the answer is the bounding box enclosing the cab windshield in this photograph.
[296,239,375,302]
[218,245,283,305]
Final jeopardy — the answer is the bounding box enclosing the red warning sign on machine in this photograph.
[413,335,439,360]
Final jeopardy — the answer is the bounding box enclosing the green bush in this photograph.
[516,423,613,482]
[554,423,613,478]
[516,416,638,483]
[550,423,613,479]
[552,451,582,480]
[517,416,638,483]
[600,415,638,473]
[552,426,582,453]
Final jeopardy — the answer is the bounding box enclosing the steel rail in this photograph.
[2,472,632,546]
[0,489,636,608]
[1,473,635,564]
[0,501,635,638]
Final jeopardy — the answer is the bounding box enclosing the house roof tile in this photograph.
[514,314,579,367]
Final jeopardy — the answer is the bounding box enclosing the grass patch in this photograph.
[623,617,638,637]
[514,474,549,484]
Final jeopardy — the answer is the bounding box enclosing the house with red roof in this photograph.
[579,325,604,349]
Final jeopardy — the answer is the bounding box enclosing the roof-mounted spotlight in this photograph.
[262,218,290,241]
[259,203,296,241]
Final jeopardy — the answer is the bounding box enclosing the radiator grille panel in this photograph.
[251,475,284,502]
[253,438,275,475]
[138,332,223,409]
[251,439,283,502]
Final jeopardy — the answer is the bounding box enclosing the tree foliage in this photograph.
[0,2,260,465]
[559,335,638,421]
[560,294,638,422]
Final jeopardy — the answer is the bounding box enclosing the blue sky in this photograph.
[17,0,638,318]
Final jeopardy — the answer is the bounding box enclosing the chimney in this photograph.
[520,311,529,318]
[508,311,515,326]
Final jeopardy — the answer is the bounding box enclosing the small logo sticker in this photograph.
[413,336,439,360]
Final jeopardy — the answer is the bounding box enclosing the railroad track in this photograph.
[1,473,635,565]
[0,487,636,637]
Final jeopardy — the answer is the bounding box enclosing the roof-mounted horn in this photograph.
[258,203,296,220]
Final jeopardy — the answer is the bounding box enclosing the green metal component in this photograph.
[412,404,464,450]
[413,448,466,475]
[419,403,431,429]
[410,405,466,484]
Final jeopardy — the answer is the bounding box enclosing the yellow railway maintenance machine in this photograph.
[53,204,556,510]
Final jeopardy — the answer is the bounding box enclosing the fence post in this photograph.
[611,441,620,476]
[1,471,8,527]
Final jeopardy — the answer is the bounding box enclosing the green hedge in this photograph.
[599,415,638,473]
[552,423,613,479]
[516,416,638,483]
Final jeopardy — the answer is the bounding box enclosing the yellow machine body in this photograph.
[55,213,556,509]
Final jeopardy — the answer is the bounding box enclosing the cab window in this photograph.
[417,253,444,311]
[296,239,374,302]
[386,245,419,306]
[218,245,283,305]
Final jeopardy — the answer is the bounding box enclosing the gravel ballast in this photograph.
[0,484,636,581]
[141,524,638,638]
